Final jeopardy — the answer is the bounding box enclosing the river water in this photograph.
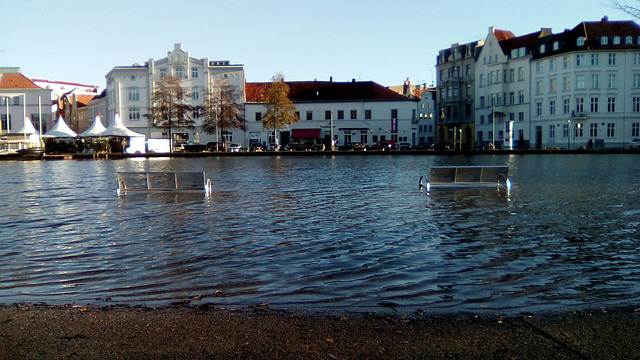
[0,154,639,314]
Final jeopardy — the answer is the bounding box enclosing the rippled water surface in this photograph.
[1,154,639,314]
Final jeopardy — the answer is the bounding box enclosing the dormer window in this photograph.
[613,36,621,45]
[577,37,586,46]
[626,36,633,45]
[601,36,609,45]
[540,44,546,53]
[553,41,560,50]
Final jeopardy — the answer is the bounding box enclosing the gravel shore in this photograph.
[1,303,639,359]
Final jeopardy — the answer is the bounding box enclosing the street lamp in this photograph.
[458,128,462,150]
[567,119,571,150]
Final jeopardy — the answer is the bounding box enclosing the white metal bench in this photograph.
[116,171,212,197]
[419,166,511,191]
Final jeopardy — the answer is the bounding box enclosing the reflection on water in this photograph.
[0,154,639,314]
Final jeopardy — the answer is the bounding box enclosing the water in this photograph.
[0,154,639,314]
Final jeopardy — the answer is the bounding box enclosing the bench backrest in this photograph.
[116,171,211,195]
[429,166,509,185]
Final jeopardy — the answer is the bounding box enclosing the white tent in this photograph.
[101,112,145,153]
[79,115,107,137]
[13,115,39,135]
[43,116,78,138]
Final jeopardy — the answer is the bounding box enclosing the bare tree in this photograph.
[200,79,246,151]
[610,0,640,19]
[261,73,298,148]
[145,75,195,152]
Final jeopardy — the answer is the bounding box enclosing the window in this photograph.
[590,123,598,137]
[607,123,615,137]
[192,89,199,100]
[591,74,599,88]
[591,54,599,66]
[563,76,571,91]
[519,112,525,121]
[634,97,640,112]
[553,42,560,51]
[480,96,486,108]
[608,74,616,88]
[635,53,640,65]
[564,99,570,114]
[365,109,372,119]
[536,80,543,94]
[508,69,514,82]
[480,115,485,125]
[634,74,640,88]
[509,92,515,104]
[510,113,515,121]
[337,110,344,120]
[1,114,12,130]
[518,91,525,104]
[540,44,546,53]
[192,68,198,78]
[577,37,586,46]
[549,125,556,138]
[627,36,634,45]
[192,108,200,118]
[13,97,19,105]
[550,100,556,115]
[614,36,621,45]
[536,102,543,116]
[160,69,166,78]
[255,112,262,121]
[576,54,585,66]
[518,67,525,81]
[563,123,570,137]
[128,107,140,120]
[591,97,599,112]
[576,98,584,113]
[608,97,616,112]
[479,74,485,87]
[351,110,357,119]
[391,109,398,119]
[608,53,616,65]
[536,62,543,74]
[601,36,609,45]
[575,124,583,138]
[633,123,640,137]
[306,111,313,121]
[128,88,139,101]
[176,68,184,78]
[563,56,570,68]
[549,59,555,71]
[576,75,585,89]
[325,110,332,120]
[550,78,557,92]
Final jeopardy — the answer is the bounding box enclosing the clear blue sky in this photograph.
[0,0,631,90]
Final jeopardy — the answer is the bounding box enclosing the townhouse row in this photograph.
[437,16,640,149]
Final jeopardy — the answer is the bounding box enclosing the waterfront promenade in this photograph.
[1,304,639,359]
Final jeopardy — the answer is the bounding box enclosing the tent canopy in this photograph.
[79,115,107,137]
[43,116,77,138]
[100,112,144,137]
[13,116,39,135]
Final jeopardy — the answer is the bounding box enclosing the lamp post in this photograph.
[567,119,571,150]
[458,128,462,150]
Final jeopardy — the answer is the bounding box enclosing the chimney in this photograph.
[330,76,333,82]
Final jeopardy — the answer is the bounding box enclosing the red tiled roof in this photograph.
[245,81,414,103]
[74,95,97,106]
[0,73,42,90]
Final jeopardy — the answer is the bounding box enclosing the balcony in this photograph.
[570,111,587,120]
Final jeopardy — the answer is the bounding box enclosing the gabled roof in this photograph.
[245,81,415,103]
[0,73,42,90]
[500,30,548,54]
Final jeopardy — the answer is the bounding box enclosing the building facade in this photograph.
[529,17,640,149]
[105,43,245,146]
[0,67,53,135]
[436,40,483,149]
[244,80,419,148]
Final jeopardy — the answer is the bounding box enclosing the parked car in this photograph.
[206,142,222,152]
[413,141,434,150]
[337,142,366,151]
[369,140,396,151]
[398,142,412,150]
[227,143,242,152]
[249,143,264,152]
[266,143,280,151]
[287,141,317,151]
[183,143,208,152]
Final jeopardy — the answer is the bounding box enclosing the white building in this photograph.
[530,17,640,149]
[104,43,245,146]
[0,67,53,134]
[244,80,419,148]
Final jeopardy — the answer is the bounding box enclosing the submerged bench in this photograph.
[419,166,511,191]
[116,171,212,197]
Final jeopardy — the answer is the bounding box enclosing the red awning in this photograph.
[291,129,321,139]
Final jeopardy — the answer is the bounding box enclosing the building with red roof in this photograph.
[0,68,53,134]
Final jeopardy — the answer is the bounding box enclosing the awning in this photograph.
[291,128,321,139]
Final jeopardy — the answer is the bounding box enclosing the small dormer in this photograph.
[577,36,586,46]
